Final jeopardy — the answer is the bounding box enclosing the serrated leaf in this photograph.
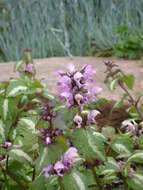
[29,175,47,190]
[6,79,28,97]
[9,149,33,166]
[72,128,105,160]
[122,74,135,89]
[19,118,36,133]
[62,171,87,190]
[102,126,115,140]
[127,173,143,190]
[111,135,133,158]
[106,157,119,170]
[72,172,86,190]
[16,117,38,153]
[127,150,143,164]
[100,169,116,176]
[14,60,24,72]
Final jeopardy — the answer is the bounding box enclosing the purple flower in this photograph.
[26,63,33,73]
[67,62,75,74]
[74,94,84,107]
[128,167,134,177]
[40,127,63,146]
[64,147,79,165]
[117,161,125,169]
[43,147,79,178]
[85,85,102,102]
[82,64,96,82]
[19,65,25,72]
[2,141,12,149]
[45,137,51,145]
[43,164,54,178]
[122,119,137,134]
[73,114,82,128]
[41,103,56,121]
[56,63,101,108]
[73,72,84,88]
[54,161,67,176]
[58,75,72,88]
[60,92,74,107]
[87,110,100,124]
[0,155,4,162]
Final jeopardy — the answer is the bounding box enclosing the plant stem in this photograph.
[58,177,65,190]
[87,158,102,190]
[119,80,143,120]
[91,167,102,190]
[121,174,129,190]
[32,165,36,181]
[49,119,54,131]
[6,155,9,171]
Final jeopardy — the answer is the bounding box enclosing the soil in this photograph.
[96,101,129,131]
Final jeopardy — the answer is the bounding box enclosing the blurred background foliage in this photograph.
[0,0,143,61]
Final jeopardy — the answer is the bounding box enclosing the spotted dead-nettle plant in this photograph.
[0,54,143,190]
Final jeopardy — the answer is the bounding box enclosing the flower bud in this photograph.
[73,114,82,128]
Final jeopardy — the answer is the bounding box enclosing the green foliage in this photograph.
[113,33,143,59]
[1,54,143,190]
[1,1,143,61]
[72,128,106,161]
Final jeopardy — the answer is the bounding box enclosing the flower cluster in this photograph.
[57,63,102,108]
[40,127,63,146]
[73,109,100,128]
[19,63,34,74]
[40,103,56,121]
[43,147,79,177]
[2,141,12,149]
[122,119,143,146]
[122,119,143,135]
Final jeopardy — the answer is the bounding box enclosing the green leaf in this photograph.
[6,79,28,97]
[102,126,115,140]
[127,150,143,164]
[110,79,119,91]
[18,117,37,133]
[36,142,65,174]
[127,172,143,190]
[14,60,24,72]
[42,89,55,100]
[72,128,106,160]
[0,119,5,141]
[29,175,47,190]
[56,136,68,151]
[15,117,38,153]
[111,134,133,158]
[126,106,139,119]
[9,149,33,166]
[62,170,88,190]
[122,74,135,89]
[2,98,8,121]
[138,135,143,149]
